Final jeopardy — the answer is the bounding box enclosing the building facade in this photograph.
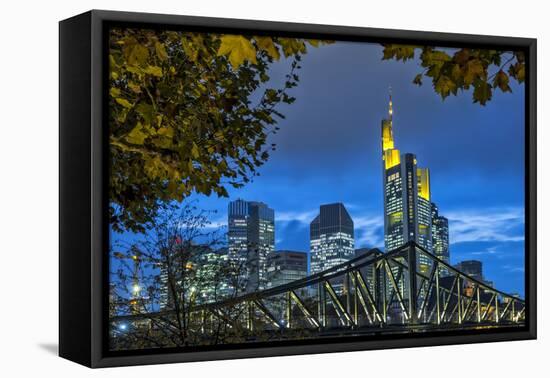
[266,250,308,288]
[228,199,275,293]
[158,244,230,310]
[453,259,496,295]
[454,260,483,281]
[431,202,450,275]
[310,203,355,275]
[194,248,230,304]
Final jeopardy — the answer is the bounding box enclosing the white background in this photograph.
[0,0,546,376]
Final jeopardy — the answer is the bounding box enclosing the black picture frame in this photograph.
[59,9,537,368]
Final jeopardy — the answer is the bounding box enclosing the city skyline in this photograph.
[182,41,524,296]
[221,187,507,297]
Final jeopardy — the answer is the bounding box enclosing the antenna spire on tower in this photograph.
[388,85,393,121]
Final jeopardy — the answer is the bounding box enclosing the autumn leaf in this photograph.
[135,103,154,124]
[115,97,133,109]
[155,41,168,61]
[126,43,149,67]
[278,38,307,58]
[143,65,163,77]
[254,36,280,60]
[493,70,512,92]
[382,44,416,61]
[473,81,492,105]
[453,49,471,65]
[157,127,174,138]
[421,50,451,78]
[434,75,457,99]
[181,36,199,62]
[217,35,258,69]
[413,74,423,86]
[191,143,200,159]
[125,122,148,144]
[128,81,142,93]
[110,87,121,97]
[508,62,525,83]
[463,60,485,86]
[307,39,320,47]
[424,50,451,63]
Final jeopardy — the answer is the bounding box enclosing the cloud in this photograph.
[446,207,524,244]
[501,264,525,273]
[451,244,519,261]
[277,209,319,224]
[201,216,227,230]
[470,246,498,255]
[353,215,384,247]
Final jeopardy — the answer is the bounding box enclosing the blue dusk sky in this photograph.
[186,41,526,296]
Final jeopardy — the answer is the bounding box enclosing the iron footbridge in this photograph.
[112,242,525,343]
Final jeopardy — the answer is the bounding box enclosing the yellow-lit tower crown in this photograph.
[382,92,394,151]
[382,89,400,169]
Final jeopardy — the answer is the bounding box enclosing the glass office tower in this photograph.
[432,202,450,275]
[310,203,355,275]
[228,199,275,292]
[266,250,308,288]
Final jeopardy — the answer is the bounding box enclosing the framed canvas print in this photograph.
[59,10,536,368]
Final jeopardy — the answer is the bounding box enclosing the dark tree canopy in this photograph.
[109,28,327,232]
[382,45,525,105]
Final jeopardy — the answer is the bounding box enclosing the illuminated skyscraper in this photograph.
[157,244,232,311]
[310,203,355,275]
[228,199,275,292]
[266,250,308,288]
[194,248,230,303]
[454,260,483,281]
[431,202,450,275]
[381,92,432,274]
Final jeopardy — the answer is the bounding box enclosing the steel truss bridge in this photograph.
[113,242,525,340]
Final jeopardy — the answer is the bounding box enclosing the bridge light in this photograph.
[132,284,140,293]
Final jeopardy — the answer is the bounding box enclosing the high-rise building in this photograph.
[228,199,275,292]
[381,93,433,274]
[266,250,308,288]
[454,259,496,295]
[159,262,169,310]
[265,250,308,323]
[454,260,483,281]
[310,203,355,275]
[431,202,450,274]
[158,243,228,310]
[195,248,230,304]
